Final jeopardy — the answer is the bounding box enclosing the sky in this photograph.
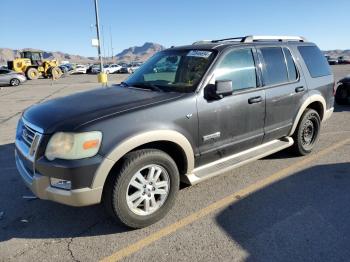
[0,0,349,57]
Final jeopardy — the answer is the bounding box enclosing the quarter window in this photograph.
[298,46,331,78]
[260,47,288,86]
[215,49,257,90]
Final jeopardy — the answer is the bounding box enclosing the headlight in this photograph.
[45,131,102,161]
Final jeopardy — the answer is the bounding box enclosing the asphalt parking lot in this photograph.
[0,67,350,262]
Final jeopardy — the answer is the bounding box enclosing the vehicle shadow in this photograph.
[0,143,130,243]
[216,163,350,262]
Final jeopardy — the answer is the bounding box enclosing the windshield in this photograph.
[124,49,215,93]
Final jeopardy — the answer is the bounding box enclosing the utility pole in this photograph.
[102,25,106,62]
[94,0,103,71]
[109,26,114,62]
[93,0,107,85]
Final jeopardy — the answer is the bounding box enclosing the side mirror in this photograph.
[215,80,233,97]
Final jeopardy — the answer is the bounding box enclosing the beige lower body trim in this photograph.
[15,151,102,206]
[92,130,195,188]
[289,94,327,136]
[323,107,334,121]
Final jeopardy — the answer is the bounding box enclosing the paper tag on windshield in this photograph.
[187,50,212,58]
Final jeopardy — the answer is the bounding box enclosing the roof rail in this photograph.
[192,35,307,45]
[243,35,307,43]
[192,40,213,45]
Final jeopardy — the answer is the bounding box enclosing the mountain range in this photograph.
[0,43,348,65]
[0,42,165,65]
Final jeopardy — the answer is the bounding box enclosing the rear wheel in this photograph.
[335,84,349,105]
[10,78,20,86]
[26,68,39,80]
[103,149,179,228]
[292,109,321,156]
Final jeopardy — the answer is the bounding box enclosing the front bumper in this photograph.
[15,150,103,206]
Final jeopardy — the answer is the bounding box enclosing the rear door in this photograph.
[257,46,307,142]
[196,47,266,166]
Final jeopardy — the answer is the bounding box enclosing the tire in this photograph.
[48,66,62,79]
[10,78,20,86]
[335,85,349,105]
[103,149,179,228]
[26,68,39,80]
[292,108,321,156]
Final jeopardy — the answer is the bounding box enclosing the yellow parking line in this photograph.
[101,138,350,262]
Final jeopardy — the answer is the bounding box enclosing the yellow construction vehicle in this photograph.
[7,50,62,80]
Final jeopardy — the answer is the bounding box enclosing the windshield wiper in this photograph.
[131,83,164,92]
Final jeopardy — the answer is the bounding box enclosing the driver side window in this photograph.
[215,49,257,91]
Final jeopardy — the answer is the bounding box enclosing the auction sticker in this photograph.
[187,50,212,58]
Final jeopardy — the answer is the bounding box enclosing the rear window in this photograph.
[298,46,331,78]
[260,47,288,86]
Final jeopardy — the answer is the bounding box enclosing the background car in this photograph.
[338,56,350,64]
[335,75,350,105]
[89,65,100,74]
[119,63,130,73]
[119,62,142,74]
[128,62,142,73]
[0,69,27,86]
[59,64,74,74]
[325,55,338,65]
[103,64,122,74]
[74,64,88,74]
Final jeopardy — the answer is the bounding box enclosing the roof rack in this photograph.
[192,35,307,45]
[243,35,307,43]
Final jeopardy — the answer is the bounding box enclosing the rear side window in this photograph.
[298,46,331,78]
[260,47,288,86]
[283,48,298,81]
[215,48,257,90]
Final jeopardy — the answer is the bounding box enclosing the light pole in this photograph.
[94,0,104,76]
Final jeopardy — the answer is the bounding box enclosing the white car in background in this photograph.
[74,64,88,74]
[103,64,122,74]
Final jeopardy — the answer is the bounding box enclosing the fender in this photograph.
[289,94,326,136]
[91,130,195,188]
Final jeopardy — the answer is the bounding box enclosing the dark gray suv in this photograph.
[15,35,334,228]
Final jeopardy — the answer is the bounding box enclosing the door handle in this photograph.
[248,96,263,104]
[295,86,305,93]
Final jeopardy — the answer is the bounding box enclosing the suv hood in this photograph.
[23,86,184,134]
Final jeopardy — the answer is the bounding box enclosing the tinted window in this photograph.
[298,46,331,78]
[215,49,257,90]
[0,69,9,74]
[260,47,288,85]
[283,48,298,81]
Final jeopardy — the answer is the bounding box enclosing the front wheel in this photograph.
[103,149,179,228]
[10,78,20,86]
[292,109,321,156]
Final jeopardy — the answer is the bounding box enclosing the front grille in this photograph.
[21,124,36,147]
[16,119,43,179]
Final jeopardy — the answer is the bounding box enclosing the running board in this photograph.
[185,137,294,185]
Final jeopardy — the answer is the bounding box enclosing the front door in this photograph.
[196,47,266,166]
